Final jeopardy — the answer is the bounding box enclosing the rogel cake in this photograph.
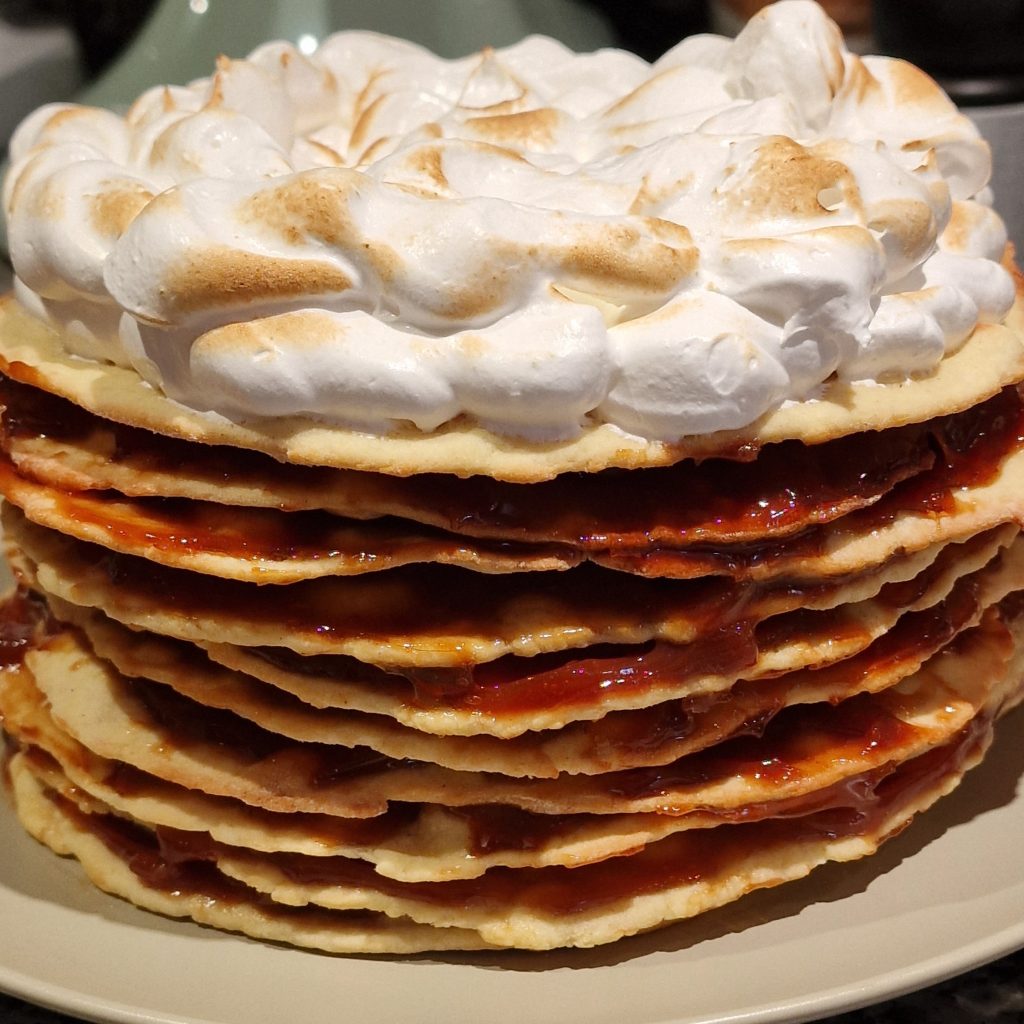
[1,0,1023,953]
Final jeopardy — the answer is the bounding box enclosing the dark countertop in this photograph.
[3,947,1024,1023]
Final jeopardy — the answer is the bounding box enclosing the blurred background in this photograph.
[0,0,1019,242]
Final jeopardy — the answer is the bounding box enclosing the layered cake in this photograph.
[1,0,1023,952]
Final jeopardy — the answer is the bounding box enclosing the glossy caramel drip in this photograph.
[41,785,373,925]
[0,588,56,667]
[554,562,993,769]
[10,571,994,797]
[0,456,577,572]
[598,689,917,802]
[45,785,256,901]
[878,385,1024,517]
[96,753,422,844]
[130,716,988,915]
[592,387,1024,577]
[12,375,1022,559]
[120,679,414,783]
[244,529,1001,719]
[73,622,943,809]
[99,550,732,646]
[405,622,759,713]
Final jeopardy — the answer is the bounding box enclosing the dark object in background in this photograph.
[873,0,1024,104]
[579,0,709,59]
[14,0,696,71]
[0,0,82,151]
[44,0,156,74]
[710,0,869,37]
[0,0,155,75]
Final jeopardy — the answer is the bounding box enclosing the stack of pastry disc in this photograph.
[2,292,1024,953]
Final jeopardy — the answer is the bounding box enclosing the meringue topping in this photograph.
[3,0,1013,441]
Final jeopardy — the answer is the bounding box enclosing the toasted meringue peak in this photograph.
[3,1,1011,441]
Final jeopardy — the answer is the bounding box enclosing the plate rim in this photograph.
[2,705,1024,1024]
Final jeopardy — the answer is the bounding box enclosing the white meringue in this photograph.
[3,1,1012,441]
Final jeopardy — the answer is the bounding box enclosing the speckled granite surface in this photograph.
[2,947,1023,1023]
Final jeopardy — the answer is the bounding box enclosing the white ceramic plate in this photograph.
[1,702,1023,1024]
